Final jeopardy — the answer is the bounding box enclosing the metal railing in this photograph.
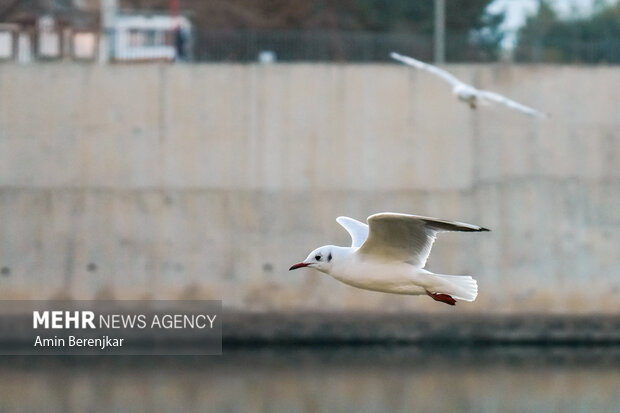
[515,38,620,64]
[191,29,499,63]
[1,27,619,64]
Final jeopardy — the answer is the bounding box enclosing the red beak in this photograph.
[289,262,310,271]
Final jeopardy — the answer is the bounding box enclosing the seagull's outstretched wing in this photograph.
[358,213,489,268]
[478,90,548,118]
[390,52,464,88]
[336,216,369,248]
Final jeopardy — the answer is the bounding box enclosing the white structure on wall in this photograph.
[73,31,98,59]
[111,14,191,61]
[37,16,61,58]
[0,24,17,60]
[17,32,33,63]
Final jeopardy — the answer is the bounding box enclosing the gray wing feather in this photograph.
[478,90,548,118]
[390,52,464,88]
[358,213,489,268]
[336,216,369,248]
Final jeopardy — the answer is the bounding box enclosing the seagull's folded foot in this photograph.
[426,291,456,306]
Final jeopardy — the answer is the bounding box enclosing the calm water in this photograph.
[1,346,619,412]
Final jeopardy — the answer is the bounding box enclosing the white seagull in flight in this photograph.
[290,213,489,306]
[390,52,548,118]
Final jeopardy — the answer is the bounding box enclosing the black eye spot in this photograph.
[315,255,321,261]
[328,253,332,262]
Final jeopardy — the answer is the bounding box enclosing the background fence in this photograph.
[110,28,620,63]
[191,30,497,63]
[1,27,619,64]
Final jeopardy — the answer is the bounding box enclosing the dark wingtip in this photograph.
[479,227,491,232]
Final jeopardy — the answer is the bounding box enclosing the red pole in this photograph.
[170,0,179,27]
[170,0,182,60]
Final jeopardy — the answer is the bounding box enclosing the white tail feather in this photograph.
[435,274,478,302]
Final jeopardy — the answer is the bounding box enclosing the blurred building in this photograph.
[111,13,191,62]
[0,0,191,63]
[0,0,99,62]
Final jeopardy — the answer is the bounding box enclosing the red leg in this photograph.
[426,291,456,306]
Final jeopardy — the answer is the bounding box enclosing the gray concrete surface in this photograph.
[0,63,618,313]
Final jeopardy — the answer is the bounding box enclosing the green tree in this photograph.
[516,0,620,63]
[342,0,505,60]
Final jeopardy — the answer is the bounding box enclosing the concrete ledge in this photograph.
[2,311,620,347]
[223,312,620,345]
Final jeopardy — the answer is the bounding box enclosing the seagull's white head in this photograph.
[289,245,340,274]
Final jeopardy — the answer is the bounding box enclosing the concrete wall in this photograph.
[0,63,618,313]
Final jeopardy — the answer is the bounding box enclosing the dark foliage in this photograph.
[516,1,620,63]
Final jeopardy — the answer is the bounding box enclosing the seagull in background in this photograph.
[290,213,489,306]
[390,52,548,118]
